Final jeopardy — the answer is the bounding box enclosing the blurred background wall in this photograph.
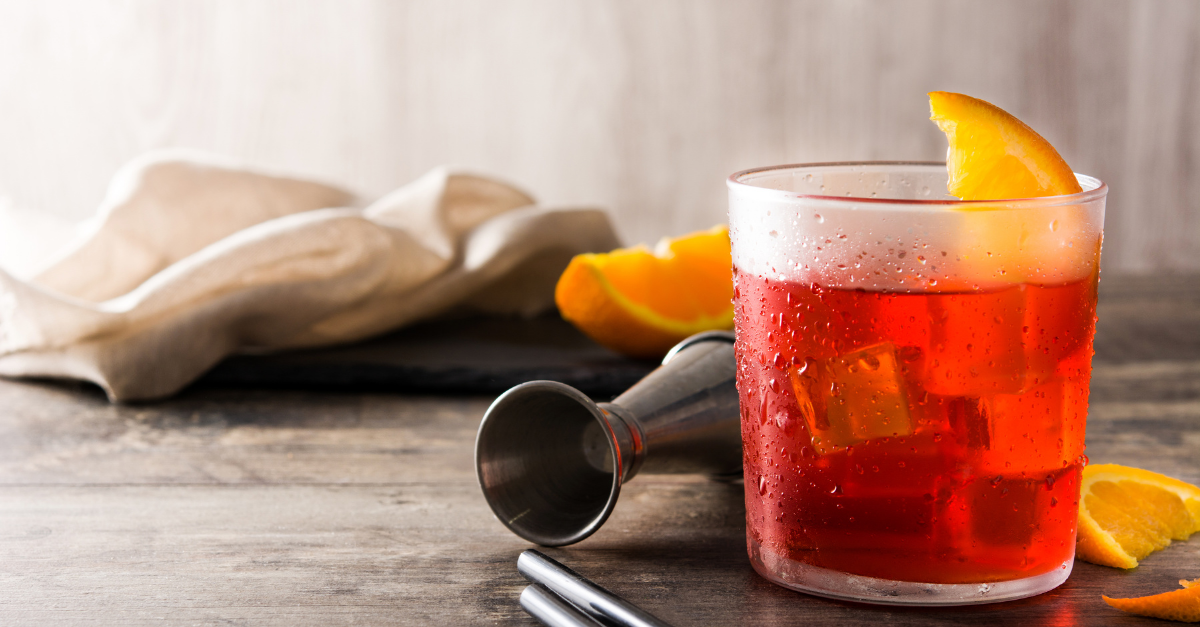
[0,0,1196,275]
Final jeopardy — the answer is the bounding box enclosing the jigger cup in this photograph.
[475,331,741,546]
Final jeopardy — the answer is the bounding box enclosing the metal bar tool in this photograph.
[475,331,741,546]
[518,549,674,627]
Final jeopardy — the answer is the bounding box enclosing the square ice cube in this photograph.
[925,286,1028,396]
[789,342,913,454]
[976,378,1072,476]
[966,475,1044,548]
[1021,280,1097,388]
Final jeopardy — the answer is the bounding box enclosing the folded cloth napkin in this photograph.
[0,151,620,401]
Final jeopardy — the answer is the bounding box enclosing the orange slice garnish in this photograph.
[926,92,1098,286]
[928,91,1082,201]
[555,225,733,359]
[1076,463,1200,569]
[1104,578,1200,623]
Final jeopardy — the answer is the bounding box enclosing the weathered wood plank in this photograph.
[0,385,489,486]
[1,481,1197,626]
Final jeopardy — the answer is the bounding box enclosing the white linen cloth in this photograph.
[0,151,620,401]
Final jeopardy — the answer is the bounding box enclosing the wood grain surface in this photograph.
[0,1,1198,274]
[0,273,1197,626]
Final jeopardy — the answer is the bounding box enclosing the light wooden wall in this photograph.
[0,0,1197,273]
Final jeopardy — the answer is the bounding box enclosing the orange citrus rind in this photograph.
[928,91,1082,202]
[1103,578,1200,623]
[927,91,1096,287]
[555,225,733,359]
[1076,463,1200,569]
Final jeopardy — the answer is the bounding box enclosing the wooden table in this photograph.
[2,274,1198,626]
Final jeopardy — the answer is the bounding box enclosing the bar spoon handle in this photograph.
[518,549,675,627]
[520,584,607,627]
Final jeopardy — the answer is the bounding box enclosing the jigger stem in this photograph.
[475,331,740,546]
[604,331,741,479]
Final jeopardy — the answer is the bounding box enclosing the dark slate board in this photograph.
[196,315,658,399]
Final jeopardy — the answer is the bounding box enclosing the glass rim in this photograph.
[727,161,1107,209]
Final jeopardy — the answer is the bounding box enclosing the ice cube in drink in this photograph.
[789,342,913,455]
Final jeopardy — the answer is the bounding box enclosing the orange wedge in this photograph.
[1104,578,1200,623]
[555,225,733,359]
[1076,463,1200,569]
[928,91,1082,200]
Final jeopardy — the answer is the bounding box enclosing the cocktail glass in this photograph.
[727,162,1106,605]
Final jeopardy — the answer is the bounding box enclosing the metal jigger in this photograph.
[475,331,741,546]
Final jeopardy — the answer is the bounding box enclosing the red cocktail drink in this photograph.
[728,162,1107,604]
[736,274,1093,582]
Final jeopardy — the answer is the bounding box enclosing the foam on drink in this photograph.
[729,164,1102,292]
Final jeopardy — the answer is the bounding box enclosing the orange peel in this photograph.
[1076,463,1200,569]
[928,91,1082,201]
[555,225,733,359]
[1104,578,1200,623]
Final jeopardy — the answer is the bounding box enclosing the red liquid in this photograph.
[734,270,1096,583]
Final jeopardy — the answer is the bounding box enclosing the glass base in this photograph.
[748,537,1073,606]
